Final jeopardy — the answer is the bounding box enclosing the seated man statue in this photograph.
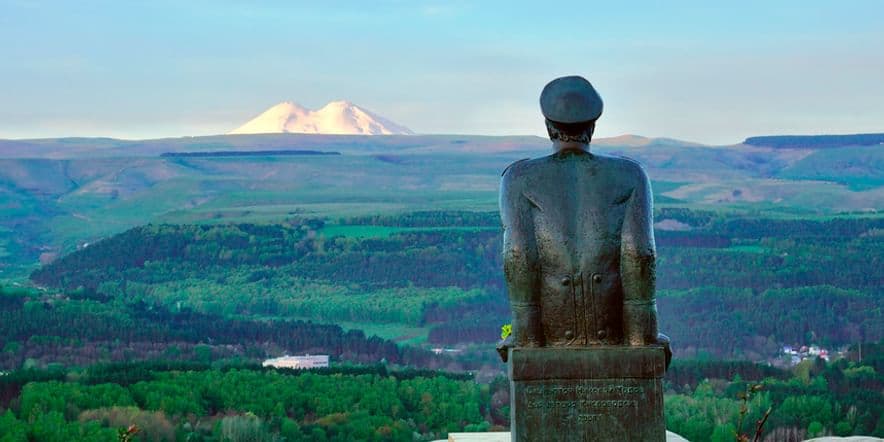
[498,75,670,366]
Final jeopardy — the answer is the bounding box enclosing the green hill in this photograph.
[28,211,884,361]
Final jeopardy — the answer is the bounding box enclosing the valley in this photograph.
[0,132,881,440]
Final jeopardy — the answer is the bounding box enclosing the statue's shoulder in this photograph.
[501,158,533,178]
[595,153,649,181]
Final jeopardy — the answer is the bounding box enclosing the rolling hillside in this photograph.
[1,133,881,279]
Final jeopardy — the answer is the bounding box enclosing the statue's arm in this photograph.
[500,168,544,347]
[620,165,660,346]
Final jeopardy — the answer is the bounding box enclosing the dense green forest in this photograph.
[0,365,489,441]
[29,210,883,360]
[0,285,446,372]
[0,353,881,441]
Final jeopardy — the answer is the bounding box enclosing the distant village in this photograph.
[777,344,841,367]
[262,354,329,370]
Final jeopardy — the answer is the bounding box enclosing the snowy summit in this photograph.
[229,101,413,135]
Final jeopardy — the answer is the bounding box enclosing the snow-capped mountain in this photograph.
[229,101,413,135]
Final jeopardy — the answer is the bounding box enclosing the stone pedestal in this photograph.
[509,346,666,442]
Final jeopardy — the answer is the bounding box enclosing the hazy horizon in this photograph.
[2,1,883,144]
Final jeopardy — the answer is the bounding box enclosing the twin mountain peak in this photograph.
[227,100,688,146]
[229,101,414,136]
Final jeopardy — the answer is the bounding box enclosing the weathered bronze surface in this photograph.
[501,149,663,348]
[500,75,670,440]
[501,75,669,353]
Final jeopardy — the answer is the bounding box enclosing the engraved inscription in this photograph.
[524,384,644,396]
[519,379,647,423]
[526,398,638,409]
[512,373,665,440]
[577,414,602,423]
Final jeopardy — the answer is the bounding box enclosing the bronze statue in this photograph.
[499,76,670,364]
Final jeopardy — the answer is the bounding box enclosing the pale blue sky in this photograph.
[1,0,882,143]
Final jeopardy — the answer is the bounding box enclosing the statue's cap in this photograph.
[540,76,603,124]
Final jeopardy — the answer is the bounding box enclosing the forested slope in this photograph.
[28,210,883,360]
[0,285,444,371]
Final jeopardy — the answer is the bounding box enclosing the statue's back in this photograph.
[501,75,670,442]
[503,150,649,346]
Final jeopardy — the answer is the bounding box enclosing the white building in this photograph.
[262,354,329,370]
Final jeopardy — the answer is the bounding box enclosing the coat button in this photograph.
[561,276,571,286]
[592,274,603,283]
[597,329,607,339]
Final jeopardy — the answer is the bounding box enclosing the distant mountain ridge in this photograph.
[1,131,881,161]
[160,150,340,158]
[0,133,706,159]
[592,134,703,147]
[744,133,884,149]
[229,101,414,136]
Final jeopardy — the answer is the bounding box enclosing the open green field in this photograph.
[330,321,431,346]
